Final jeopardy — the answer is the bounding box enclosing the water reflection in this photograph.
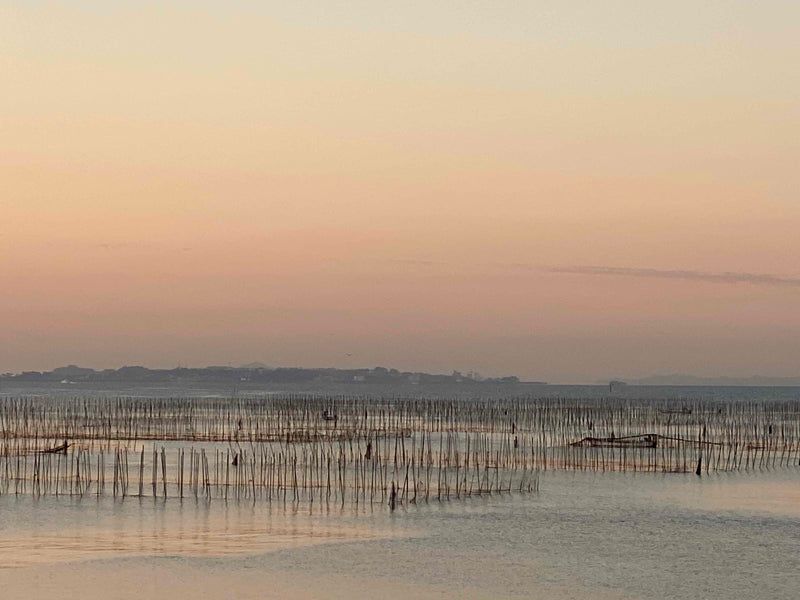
[1,469,798,599]
[0,496,403,568]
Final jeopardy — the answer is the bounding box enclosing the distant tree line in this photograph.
[1,364,523,385]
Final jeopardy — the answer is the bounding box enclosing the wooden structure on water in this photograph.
[571,434,659,448]
[0,393,799,505]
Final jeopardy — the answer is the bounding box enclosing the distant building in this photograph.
[609,380,628,394]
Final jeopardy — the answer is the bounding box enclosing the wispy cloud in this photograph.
[94,241,150,250]
[547,266,800,287]
[388,259,442,267]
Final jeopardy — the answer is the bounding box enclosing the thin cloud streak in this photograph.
[388,259,443,267]
[548,266,800,287]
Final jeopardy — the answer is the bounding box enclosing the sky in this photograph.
[2,2,799,383]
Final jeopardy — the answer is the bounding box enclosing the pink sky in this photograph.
[2,3,799,382]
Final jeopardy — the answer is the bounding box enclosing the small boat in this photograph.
[659,407,692,415]
[570,434,658,449]
[40,441,70,454]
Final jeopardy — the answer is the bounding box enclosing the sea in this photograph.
[0,381,798,599]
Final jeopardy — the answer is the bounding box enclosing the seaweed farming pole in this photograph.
[2,394,800,501]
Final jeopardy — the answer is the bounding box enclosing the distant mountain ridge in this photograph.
[1,365,526,385]
[624,374,800,386]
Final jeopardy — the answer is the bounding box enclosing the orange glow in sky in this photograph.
[2,2,799,381]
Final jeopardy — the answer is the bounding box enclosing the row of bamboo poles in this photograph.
[0,431,540,508]
[3,395,800,445]
[1,394,799,506]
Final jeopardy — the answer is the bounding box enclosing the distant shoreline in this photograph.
[0,365,529,386]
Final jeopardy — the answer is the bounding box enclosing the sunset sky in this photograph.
[2,2,799,382]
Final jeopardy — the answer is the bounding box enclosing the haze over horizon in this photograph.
[3,2,799,383]
[5,362,800,387]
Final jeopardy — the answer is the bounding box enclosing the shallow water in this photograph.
[2,383,799,598]
[4,380,800,402]
[1,467,798,599]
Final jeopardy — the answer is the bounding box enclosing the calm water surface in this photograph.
[1,383,798,598]
[1,468,798,599]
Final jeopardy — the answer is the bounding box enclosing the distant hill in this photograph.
[239,362,271,369]
[1,365,526,386]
